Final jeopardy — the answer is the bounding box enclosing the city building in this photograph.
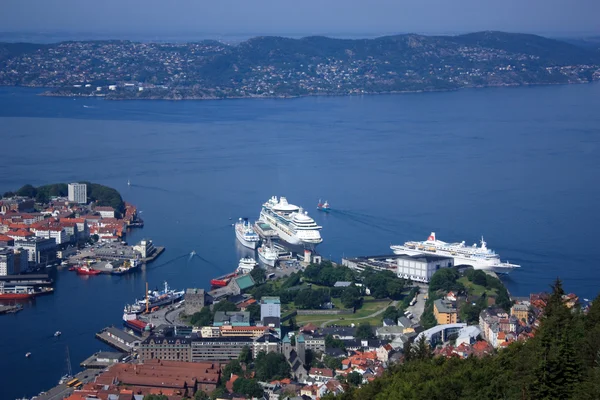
[434,299,458,325]
[0,248,14,275]
[0,197,35,213]
[33,226,67,245]
[95,206,115,218]
[133,239,155,258]
[11,248,29,274]
[104,327,141,350]
[185,288,207,315]
[199,326,220,338]
[303,334,326,353]
[68,183,87,204]
[0,234,14,246]
[14,237,57,266]
[213,311,250,327]
[511,303,529,322]
[396,254,454,283]
[140,336,192,362]
[261,296,281,320]
[252,333,281,358]
[220,325,273,338]
[191,337,253,361]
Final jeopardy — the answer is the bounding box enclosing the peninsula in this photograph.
[1,31,599,100]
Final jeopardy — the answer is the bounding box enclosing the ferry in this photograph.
[237,257,258,274]
[258,243,278,267]
[235,218,260,249]
[391,232,521,273]
[210,272,237,288]
[125,282,184,314]
[259,196,322,248]
[317,199,331,212]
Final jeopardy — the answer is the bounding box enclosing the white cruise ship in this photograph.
[258,244,278,267]
[259,196,322,248]
[235,218,260,249]
[390,232,520,273]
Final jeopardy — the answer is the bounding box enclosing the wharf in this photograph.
[0,274,53,287]
[35,369,102,400]
[143,246,165,263]
[95,327,142,353]
[138,303,187,327]
[80,351,129,369]
[254,221,279,240]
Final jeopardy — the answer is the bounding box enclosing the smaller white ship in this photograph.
[258,243,278,267]
[54,331,62,337]
[237,257,258,273]
[25,352,31,358]
[235,218,260,249]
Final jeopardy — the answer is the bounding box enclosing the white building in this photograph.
[396,254,454,283]
[68,183,87,204]
[0,248,15,276]
[33,227,67,245]
[260,296,281,320]
[95,206,115,219]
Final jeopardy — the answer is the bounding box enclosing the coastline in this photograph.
[23,79,599,101]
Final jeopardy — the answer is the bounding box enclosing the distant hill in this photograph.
[0,32,598,99]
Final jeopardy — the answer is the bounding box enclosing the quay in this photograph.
[34,369,102,400]
[95,326,142,353]
[80,351,129,369]
[0,274,53,287]
[143,246,165,263]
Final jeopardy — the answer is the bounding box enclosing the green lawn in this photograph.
[458,277,498,297]
[292,298,392,327]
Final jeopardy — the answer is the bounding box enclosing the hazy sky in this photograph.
[1,0,599,37]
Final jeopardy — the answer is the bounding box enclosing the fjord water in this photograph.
[1,84,600,398]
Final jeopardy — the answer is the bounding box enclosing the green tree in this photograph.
[469,270,488,286]
[341,285,361,309]
[288,317,297,331]
[324,355,342,370]
[232,377,264,398]
[382,306,400,323]
[210,387,226,400]
[429,268,462,292]
[194,390,209,400]
[3,191,15,198]
[190,307,212,326]
[16,184,37,198]
[238,345,252,364]
[254,351,291,381]
[356,323,374,340]
[325,334,345,350]
[213,300,238,313]
[221,359,243,384]
[247,303,261,322]
[347,371,362,386]
[250,267,266,284]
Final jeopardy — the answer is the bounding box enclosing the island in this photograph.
[1,31,599,100]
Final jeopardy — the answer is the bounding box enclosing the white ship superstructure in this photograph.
[237,257,258,273]
[390,232,520,273]
[259,196,322,247]
[235,218,260,249]
[258,244,278,267]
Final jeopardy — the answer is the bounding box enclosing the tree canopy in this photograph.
[254,351,291,381]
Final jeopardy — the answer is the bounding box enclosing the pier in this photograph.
[143,246,165,263]
[95,327,142,353]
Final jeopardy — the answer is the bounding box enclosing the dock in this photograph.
[35,369,102,400]
[142,246,165,263]
[95,327,142,353]
[0,304,23,314]
[80,351,129,369]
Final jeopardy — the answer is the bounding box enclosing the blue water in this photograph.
[1,84,600,398]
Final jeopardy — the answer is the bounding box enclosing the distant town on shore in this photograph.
[1,31,599,100]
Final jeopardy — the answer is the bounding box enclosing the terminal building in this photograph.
[342,253,453,283]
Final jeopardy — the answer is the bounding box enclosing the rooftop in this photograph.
[434,299,457,314]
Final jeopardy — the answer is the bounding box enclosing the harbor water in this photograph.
[0,83,599,398]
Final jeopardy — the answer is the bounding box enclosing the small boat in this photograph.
[25,352,31,358]
[317,199,331,212]
[237,257,258,273]
[211,272,238,288]
[54,331,62,337]
[127,179,131,186]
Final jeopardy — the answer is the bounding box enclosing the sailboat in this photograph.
[58,346,73,385]
[127,179,131,187]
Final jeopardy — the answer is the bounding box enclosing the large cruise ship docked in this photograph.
[259,196,322,248]
[390,232,520,273]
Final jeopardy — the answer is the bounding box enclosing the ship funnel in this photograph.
[427,232,436,241]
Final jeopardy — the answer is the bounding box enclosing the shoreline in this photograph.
[0,79,593,102]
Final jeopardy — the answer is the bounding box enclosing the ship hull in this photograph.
[391,246,518,273]
[235,228,259,249]
[259,211,321,248]
[0,293,34,300]
[258,251,276,267]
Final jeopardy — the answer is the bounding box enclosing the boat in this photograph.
[235,218,260,249]
[0,283,35,300]
[25,352,31,358]
[259,196,323,248]
[54,331,61,337]
[75,265,101,275]
[237,257,258,273]
[58,346,73,385]
[61,261,68,266]
[122,311,149,333]
[125,281,184,314]
[210,272,237,288]
[317,199,331,212]
[258,242,278,267]
[390,232,521,273]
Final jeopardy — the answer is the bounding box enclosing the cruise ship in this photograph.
[390,232,520,273]
[235,218,260,249]
[259,196,322,248]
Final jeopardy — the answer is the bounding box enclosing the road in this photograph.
[36,369,103,400]
[319,300,399,328]
[405,288,426,322]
